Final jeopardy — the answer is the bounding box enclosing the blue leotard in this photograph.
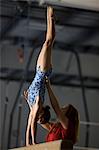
[27,66,52,107]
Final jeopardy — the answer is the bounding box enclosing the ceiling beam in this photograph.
[40,0,99,11]
[2,35,99,55]
[0,68,99,90]
[1,10,99,29]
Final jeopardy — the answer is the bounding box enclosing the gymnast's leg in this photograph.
[24,6,55,98]
[37,6,55,71]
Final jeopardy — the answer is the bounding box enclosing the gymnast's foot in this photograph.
[47,6,55,41]
[47,6,54,19]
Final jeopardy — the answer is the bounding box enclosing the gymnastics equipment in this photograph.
[9,140,73,150]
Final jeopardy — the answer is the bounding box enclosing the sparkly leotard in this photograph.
[27,66,52,107]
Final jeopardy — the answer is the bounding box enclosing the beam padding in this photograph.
[9,140,73,150]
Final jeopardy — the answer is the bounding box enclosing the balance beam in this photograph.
[9,140,73,150]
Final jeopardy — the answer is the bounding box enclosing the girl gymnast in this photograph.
[23,6,55,146]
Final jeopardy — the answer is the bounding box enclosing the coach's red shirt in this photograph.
[46,121,76,144]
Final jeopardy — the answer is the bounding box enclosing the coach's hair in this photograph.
[66,104,79,142]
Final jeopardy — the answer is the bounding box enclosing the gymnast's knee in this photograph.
[44,38,54,48]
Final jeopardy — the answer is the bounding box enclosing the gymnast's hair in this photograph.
[42,105,51,124]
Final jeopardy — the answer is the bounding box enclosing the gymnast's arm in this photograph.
[38,122,54,131]
[23,90,32,146]
[30,96,41,145]
[24,94,40,145]
[26,109,32,146]
[45,78,69,129]
[26,106,38,146]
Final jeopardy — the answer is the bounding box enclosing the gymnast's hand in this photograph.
[26,143,30,147]
[23,89,28,100]
[32,142,36,145]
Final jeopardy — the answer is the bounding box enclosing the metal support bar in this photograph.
[65,53,73,72]
[1,97,9,150]
[72,49,90,147]
[16,103,22,147]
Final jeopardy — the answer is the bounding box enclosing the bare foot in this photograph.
[47,6,54,18]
